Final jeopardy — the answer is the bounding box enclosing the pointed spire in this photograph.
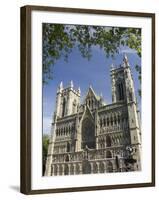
[86,85,98,100]
[123,53,128,62]
[59,81,63,89]
[70,80,74,88]
[78,86,81,95]
[100,92,103,99]
[123,54,130,67]
[88,85,94,95]
[57,81,63,93]
[110,63,115,71]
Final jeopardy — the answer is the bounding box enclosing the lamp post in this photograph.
[124,146,137,172]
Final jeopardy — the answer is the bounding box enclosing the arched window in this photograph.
[59,165,63,176]
[107,161,113,173]
[54,165,58,176]
[66,142,71,152]
[114,115,117,125]
[60,128,63,136]
[106,135,111,147]
[99,162,105,173]
[88,99,91,107]
[115,156,119,170]
[70,165,74,175]
[69,125,71,134]
[76,164,80,174]
[103,118,106,127]
[100,119,103,127]
[118,82,124,100]
[72,99,76,114]
[110,116,113,126]
[82,161,91,174]
[92,99,94,109]
[129,91,133,101]
[107,118,109,126]
[118,115,120,124]
[71,125,74,132]
[65,154,69,162]
[62,98,66,117]
[106,150,112,158]
[56,129,58,136]
[82,117,95,149]
[65,127,68,135]
[93,162,98,174]
[64,164,69,175]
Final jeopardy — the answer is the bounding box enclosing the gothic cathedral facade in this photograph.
[45,55,141,176]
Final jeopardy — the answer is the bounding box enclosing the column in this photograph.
[51,164,54,176]
[68,164,71,175]
[57,165,60,176]
[97,162,100,173]
[90,162,93,174]
[62,164,65,175]
[79,163,82,174]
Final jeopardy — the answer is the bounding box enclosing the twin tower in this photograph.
[55,80,81,119]
[55,54,138,120]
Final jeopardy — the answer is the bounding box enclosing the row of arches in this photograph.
[53,142,72,154]
[99,113,128,128]
[99,125,129,134]
[52,161,114,176]
[56,124,75,137]
[98,135,111,148]
[98,134,130,149]
[52,149,114,164]
[86,97,99,110]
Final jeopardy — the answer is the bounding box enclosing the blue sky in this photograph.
[43,44,141,134]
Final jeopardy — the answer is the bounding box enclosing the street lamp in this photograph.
[124,145,137,172]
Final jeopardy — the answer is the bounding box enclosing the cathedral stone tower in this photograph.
[110,54,141,170]
[111,54,136,103]
[55,80,80,118]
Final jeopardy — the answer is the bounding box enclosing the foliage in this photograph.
[42,24,141,95]
[42,134,50,175]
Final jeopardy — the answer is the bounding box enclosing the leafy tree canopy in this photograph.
[42,24,141,94]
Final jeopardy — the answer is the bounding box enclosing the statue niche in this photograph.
[82,116,95,149]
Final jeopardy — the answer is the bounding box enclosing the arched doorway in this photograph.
[76,164,80,174]
[82,160,91,174]
[70,164,74,175]
[99,162,105,173]
[64,164,69,175]
[106,135,111,147]
[107,161,113,173]
[58,165,63,175]
[106,150,112,158]
[66,142,71,152]
[93,162,98,174]
[82,116,95,149]
[54,165,58,176]
[65,154,69,162]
